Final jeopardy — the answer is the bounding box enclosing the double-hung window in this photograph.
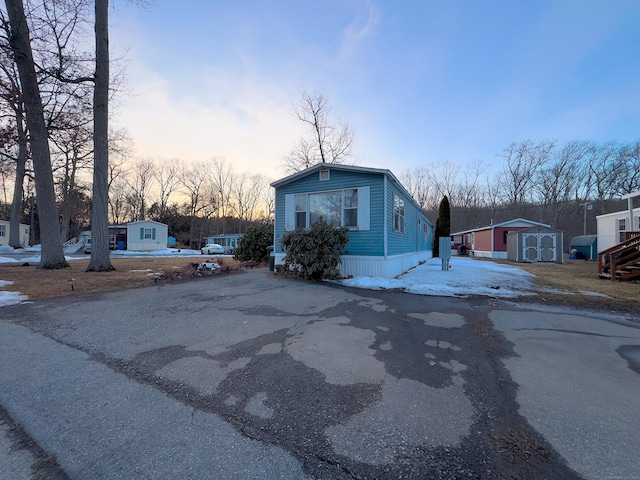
[140,227,156,240]
[343,189,358,228]
[618,218,626,243]
[295,194,307,229]
[0,224,5,237]
[393,194,405,233]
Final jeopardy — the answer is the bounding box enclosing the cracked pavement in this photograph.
[0,268,638,479]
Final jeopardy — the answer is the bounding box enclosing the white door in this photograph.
[523,233,556,262]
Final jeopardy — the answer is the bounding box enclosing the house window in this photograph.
[0,224,5,237]
[343,189,358,227]
[140,227,156,240]
[393,194,405,233]
[310,191,342,227]
[295,189,358,229]
[295,194,307,228]
[618,218,626,243]
[424,223,428,243]
[319,169,330,181]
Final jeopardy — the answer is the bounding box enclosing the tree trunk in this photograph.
[86,0,114,271]
[5,0,68,268]
[9,105,26,248]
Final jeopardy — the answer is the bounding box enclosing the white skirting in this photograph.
[273,251,433,279]
[471,250,507,259]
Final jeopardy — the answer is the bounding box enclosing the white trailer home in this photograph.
[126,220,169,251]
[0,220,30,248]
[596,206,640,253]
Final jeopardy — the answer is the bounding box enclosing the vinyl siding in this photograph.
[274,169,385,256]
[386,178,431,256]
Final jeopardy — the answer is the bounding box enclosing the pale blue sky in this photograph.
[110,0,640,178]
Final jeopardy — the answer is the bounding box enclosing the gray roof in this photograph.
[569,235,597,247]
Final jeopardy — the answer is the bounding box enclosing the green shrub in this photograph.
[234,222,273,262]
[280,220,349,281]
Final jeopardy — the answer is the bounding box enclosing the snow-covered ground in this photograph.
[338,256,536,299]
[0,250,537,308]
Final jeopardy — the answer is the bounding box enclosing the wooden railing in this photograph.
[625,231,640,241]
[598,233,640,281]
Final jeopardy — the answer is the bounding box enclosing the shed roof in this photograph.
[569,235,597,247]
[508,225,563,235]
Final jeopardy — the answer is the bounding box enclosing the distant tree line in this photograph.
[401,139,639,242]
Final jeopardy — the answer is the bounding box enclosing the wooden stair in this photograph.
[598,232,640,281]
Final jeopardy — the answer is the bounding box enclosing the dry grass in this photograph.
[0,256,244,301]
[487,258,639,315]
[0,255,637,316]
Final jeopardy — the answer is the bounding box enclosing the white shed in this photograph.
[506,225,564,264]
[126,220,168,251]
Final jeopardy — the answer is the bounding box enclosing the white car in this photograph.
[201,243,224,255]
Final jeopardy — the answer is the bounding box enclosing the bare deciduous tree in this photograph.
[208,156,233,232]
[86,0,114,271]
[399,167,437,211]
[0,50,28,248]
[179,161,208,248]
[230,173,266,230]
[534,141,585,226]
[4,0,67,268]
[498,139,555,205]
[126,157,155,221]
[283,90,356,174]
[153,157,182,220]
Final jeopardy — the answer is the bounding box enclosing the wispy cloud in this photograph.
[335,1,381,65]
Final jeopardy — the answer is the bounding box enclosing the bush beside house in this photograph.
[280,221,349,281]
[234,222,273,262]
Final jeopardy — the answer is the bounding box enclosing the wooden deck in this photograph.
[598,232,640,281]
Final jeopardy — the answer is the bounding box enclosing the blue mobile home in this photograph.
[271,163,433,278]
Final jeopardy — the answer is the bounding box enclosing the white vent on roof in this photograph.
[319,169,330,181]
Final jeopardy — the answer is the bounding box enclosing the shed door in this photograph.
[523,233,556,262]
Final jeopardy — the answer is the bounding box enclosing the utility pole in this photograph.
[579,202,593,235]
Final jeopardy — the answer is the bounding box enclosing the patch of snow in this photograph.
[338,257,537,298]
[579,290,608,298]
[0,288,27,307]
[110,248,203,257]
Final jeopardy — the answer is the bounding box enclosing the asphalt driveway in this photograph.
[0,269,638,479]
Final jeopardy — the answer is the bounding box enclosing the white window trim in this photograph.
[618,217,627,242]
